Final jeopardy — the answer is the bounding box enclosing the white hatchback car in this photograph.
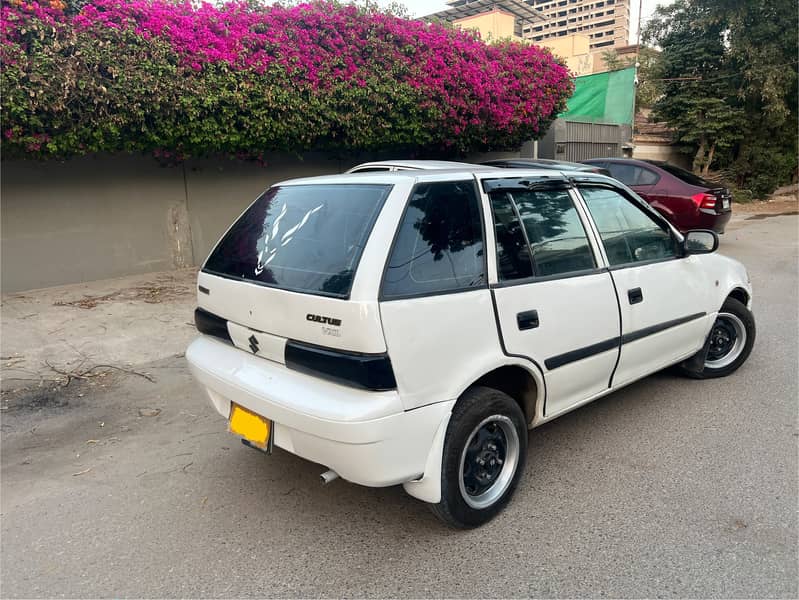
[187,167,755,528]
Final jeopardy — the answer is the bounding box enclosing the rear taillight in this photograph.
[285,340,397,391]
[691,192,717,210]
[195,308,232,343]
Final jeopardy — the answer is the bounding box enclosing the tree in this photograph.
[644,0,744,175]
[643,0,798,196]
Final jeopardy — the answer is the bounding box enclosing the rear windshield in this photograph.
[657,163,713,187]
[204,184,391,298]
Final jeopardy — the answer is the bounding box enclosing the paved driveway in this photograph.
[1,213,797,598]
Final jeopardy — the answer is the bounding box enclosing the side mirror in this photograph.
[684,229,719,255]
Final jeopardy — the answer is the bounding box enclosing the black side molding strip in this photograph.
[545,311,708,371]
[545,337,620,370]
[621,312,706,344]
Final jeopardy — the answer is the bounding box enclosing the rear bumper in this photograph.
[186,336,453,487]
[694,209,732,233]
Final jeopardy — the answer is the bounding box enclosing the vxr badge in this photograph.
[248,334,259,354]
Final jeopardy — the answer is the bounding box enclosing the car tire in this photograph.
[678,297,755,379]
[430,386,527,529]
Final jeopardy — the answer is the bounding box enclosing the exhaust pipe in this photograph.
[320,469,339,485]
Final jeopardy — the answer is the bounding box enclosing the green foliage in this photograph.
[1,1,572,160]
[643,0,798,198]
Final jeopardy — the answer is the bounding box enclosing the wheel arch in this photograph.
[727,286,750,308]
[466,362,544,427]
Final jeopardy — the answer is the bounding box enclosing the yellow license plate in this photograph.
[229,403,271,450]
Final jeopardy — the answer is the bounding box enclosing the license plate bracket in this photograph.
[229,403,273,454]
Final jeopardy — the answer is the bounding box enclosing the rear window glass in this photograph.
[657,163,713,186]
[381,181,485,299]
[204,184,391,298]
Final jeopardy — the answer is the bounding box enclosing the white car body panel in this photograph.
[379,289,539,412]
[492,272,621,415]
[185,167,753,505]
[608,257,715,386]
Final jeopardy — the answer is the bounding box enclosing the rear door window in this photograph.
[606,163,639,186]
[381,181,486,299]
[204,184,391,298]
[503,188,595,277]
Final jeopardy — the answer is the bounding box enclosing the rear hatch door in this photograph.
[197,182,393,357]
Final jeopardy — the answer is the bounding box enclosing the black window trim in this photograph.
[378,178,489,303]
[202,183,394,301]
[572,181,684,269]
[485,179,601,284]
[489,266,608,289]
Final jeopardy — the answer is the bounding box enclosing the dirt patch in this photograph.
[735,184,798,215]
[52,276,192,310]
[0,376,105,413]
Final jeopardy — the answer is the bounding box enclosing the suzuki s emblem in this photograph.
[248,334,259,354]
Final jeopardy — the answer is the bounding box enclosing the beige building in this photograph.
[429,0,545,40]
[453,8,519,41]
[524,0,630,50]
[429,0,632,72]
[432,0,630,51]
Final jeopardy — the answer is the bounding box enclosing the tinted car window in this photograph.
[513,189,596,276]
[489,194,534,281]
[657,163,713,187]
[580,187,677,266]
[204,184,390,297]
[487,187,594,277]
[382,181,485,299]
[637,168,660,185]
[606,163,639,186]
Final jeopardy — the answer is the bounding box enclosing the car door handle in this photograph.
[628,288,644,304]
[517,310,539,330]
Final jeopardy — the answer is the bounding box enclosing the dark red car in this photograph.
[582,158,733,233]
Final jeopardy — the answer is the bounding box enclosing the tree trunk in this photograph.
[692,135,706,174]
[702,142,716,177]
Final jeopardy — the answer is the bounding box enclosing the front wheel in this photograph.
[679,297,755,379]
[430,386,527,528]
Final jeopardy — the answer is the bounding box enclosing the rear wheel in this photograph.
[679,297,755,379]
[430,386,527,528]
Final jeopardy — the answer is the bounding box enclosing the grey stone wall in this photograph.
[1,151,518,292]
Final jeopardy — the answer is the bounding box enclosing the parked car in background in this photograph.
[187,166,754,529]
[481,158,612,177]
[346,160,481,173]
[582,158,733,233]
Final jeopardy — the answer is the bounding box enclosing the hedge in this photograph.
[0,0,573,159]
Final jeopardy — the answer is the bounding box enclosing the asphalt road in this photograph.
[2,214,797,598]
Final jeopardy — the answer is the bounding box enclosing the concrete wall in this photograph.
[1,151,519,292]
[632,143,691,169]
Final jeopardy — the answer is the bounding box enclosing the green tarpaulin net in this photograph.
[560,67,635,125]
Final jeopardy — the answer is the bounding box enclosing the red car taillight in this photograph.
[691,192,717,210]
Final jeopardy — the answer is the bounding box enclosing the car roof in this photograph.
[276,167,616,187]
[485,158,584,167]
[585,157,663,166]
[347,160,479,171]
